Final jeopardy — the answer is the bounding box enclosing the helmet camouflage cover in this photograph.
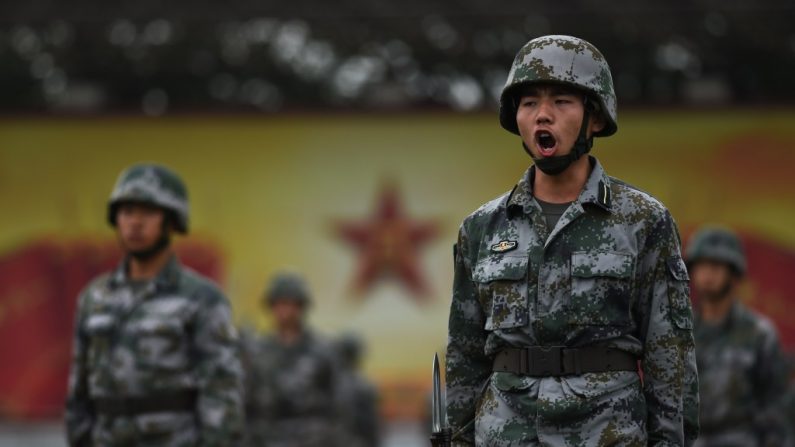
[685,226,747,276]
[265,271,312,306]
[108,163,189,233]
[499,35,618,137]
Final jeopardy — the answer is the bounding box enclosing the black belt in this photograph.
[93,390,198,416]
[493,346,637,376]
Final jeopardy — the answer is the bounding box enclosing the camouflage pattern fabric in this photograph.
[445,157,698,446]
[334,334,380,447]
[264,271,312,306]
[65,255,244,447]
[336,365,380,447]
[786,379,795,443]
[241,329,341,447]
[693,301,792,447]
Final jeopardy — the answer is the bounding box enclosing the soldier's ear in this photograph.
[162,210,177,234]
[589,112,606,135]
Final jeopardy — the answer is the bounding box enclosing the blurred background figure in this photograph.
[65,164,244,446]
[335,332,381,447]
[686,226,792,447]
[241,271,341,447]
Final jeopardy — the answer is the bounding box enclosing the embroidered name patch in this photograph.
[490,240,518,253]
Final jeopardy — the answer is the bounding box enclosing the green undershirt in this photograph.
[535,198,573,233]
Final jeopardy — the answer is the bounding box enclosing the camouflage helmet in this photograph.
[265,271,312,306]
[499,35,618,137]
[685,227,747,276]
[108,164,189,233]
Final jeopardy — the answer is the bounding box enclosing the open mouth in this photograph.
[535,130,558,157]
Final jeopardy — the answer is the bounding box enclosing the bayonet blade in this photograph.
[432,352,444,433]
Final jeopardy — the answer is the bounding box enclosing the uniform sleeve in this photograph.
[237,328,260,421]
[752,323,792,446]
[445,224,490,446]
[193,290,245,447]
[64,288,93,447]
[636,211,699,446]
[360,383,381,446]
[325,341,346,442]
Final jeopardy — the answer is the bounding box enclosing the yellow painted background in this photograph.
[2,110,795,385]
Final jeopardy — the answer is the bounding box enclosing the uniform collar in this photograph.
[696,299,742,331]
[506,156,612,219]
[109,253,182,291]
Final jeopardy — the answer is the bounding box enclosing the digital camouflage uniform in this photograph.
[786,377,795,442]
[686,227,792,447]
[242,330,340,447]
[65,164,244,447]
[242,272,341,447]
[693,302,791,447]
[445,36,698,447]
[335,333,380,447]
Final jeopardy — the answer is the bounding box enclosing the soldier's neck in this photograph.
[699,294,735,324]
[533,155,590,203]
[277,325,303,345]
[128,248,173,281]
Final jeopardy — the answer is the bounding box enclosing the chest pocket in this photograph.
[569,251,634,326]
[133,319,189,371]
[473,255,529,330]
[84,314,117,367]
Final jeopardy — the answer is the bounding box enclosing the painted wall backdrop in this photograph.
[1,110,794,420]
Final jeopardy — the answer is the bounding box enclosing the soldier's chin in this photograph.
[123,239,170,261]
[698,290,731,303]
[121,240,153,252]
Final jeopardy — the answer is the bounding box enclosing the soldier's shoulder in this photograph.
[249,332,279,350]
[307,330,336,350]
[78,272,113,299]
[85,272,113,290]
[178,266,228,304]
[736,303,781,340]
[238,326,263,344]
[461,189,512,230]
[609,176,670,220]
[306,330,340,360]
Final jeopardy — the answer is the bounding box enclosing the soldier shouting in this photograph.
[65,164,244,446]
[445,35,699,446]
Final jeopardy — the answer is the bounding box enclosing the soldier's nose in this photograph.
[535,102,553,124]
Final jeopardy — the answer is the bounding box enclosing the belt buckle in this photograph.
[528,346,564,376]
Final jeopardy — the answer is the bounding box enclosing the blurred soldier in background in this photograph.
[445,35,698,446]
[787,360,795,440]
[242,271,340,447]
[65,164,244,446]
[335,332,380,447]
[686,226,792,447]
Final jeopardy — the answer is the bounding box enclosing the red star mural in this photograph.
[335,182,439,301]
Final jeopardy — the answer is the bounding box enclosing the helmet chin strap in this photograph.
[525,97,594,176]
[129,232,171,261]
